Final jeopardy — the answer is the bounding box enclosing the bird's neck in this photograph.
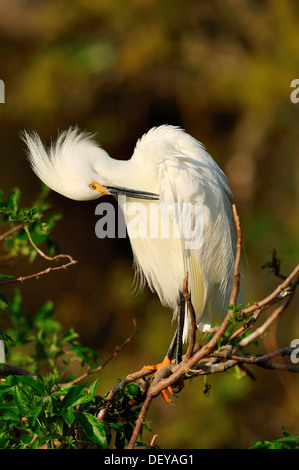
[94,157,156,193]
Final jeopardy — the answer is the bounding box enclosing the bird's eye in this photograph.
[89,183,96,190]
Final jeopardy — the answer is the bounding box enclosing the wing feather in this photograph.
[157,138,236,341]
[131,125,239,341]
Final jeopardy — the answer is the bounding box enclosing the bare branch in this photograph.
[0,364,38,380]
[0,225,77,287]
[229,204,242,306]
[62,319,138,387]
[126,393,153,449]
[233,294,294,353]
[238,264,299,318]
[0,223,23,241]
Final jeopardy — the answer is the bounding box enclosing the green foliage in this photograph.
[0,187,148,449]
[251,426,299,449]
[0,186,61,262]
[0,374,100,449]
[0,290,147,449]
[2,289,98,376]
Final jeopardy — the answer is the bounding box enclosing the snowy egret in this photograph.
[23,125,237,389]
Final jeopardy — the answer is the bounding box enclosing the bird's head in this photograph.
[23,127,160,202]
[22,128,111,201]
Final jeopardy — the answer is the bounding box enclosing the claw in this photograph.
[141,356,173,403]
[161,387,173,403]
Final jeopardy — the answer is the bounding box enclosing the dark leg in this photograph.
[166,291,185,363]
[166,327,178,360]
[142,292,185,403]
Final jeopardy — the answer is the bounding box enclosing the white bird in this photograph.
[23,125,237,368]
[0,339,5,364]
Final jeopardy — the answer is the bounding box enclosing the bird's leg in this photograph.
[141,328,178,403]
[176,291,185,364]
[140,292,185,403]
[164,291,185,362]
[165,327,178,361]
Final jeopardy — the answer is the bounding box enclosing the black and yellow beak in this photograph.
[89,182,159,201]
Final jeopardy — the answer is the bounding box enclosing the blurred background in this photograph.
[0,0,298,449]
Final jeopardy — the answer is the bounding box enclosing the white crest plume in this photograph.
[22,127,110,201]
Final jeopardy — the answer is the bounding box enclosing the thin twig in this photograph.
[0,226,77,287]
[0,364,38,380]
[97,368,153,421]
[149,434,158,448]
[233,293,294,353]
[126,393,153,449]
[261,249,287,280]
[237,264,299,318]
[63,319,138,387]
[229,204,242,306]
[189,357,299,375]
[189,359,238,375]
[0,223,23,241]
[211,348,299,368]
[125,363,173,449]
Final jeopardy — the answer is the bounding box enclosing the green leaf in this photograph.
[76,412,108,448]
[67,345,98,364]
[0,274,14,279]
[61,379,98,411]
[60,384,85,410]
[14,385,33,416]
[215,337,222,353]
[62,328,79,344]
[10,289,22,316]
[34,301,61,333]
[15,375,45,395]
[0,382,15,394]
[8,188,21,214]
[39,433,64,448]
[0,292,8,309]
[35,300,55,321]
[282,425,291,437]
[0,207,10,216]
[126,383,139,398]
[0,407,20,422]
[0,332,15,346]
[21,433,36,446]
[61,406,75,426]
[84,379,98,403]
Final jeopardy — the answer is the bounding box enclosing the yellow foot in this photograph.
[141,356,173,403]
